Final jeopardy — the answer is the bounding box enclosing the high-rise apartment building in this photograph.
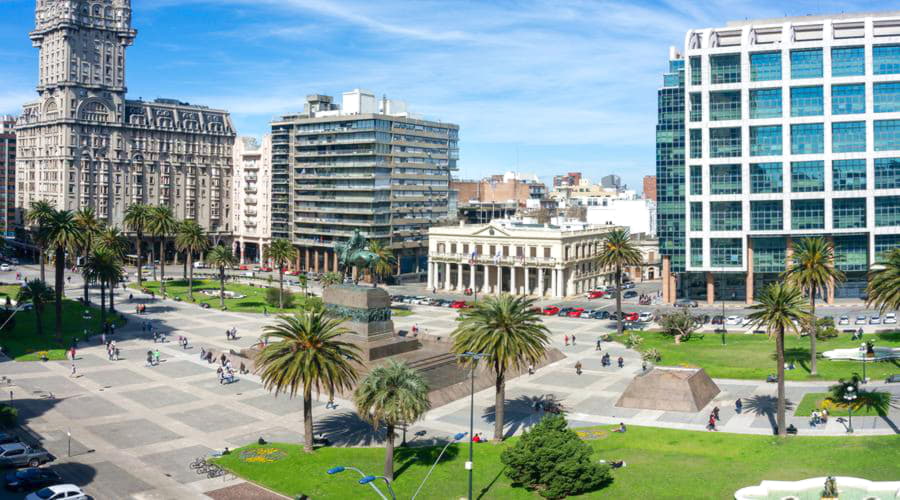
[643,175,658,201]
[271,90,459,279]
[15,1,235,235]
[0,116,16,238]
[232,136,272,263]
[600,174,622,190]
[552,172,582,187]
[660,12,900,304]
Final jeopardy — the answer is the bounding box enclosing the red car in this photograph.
[450,300,470,309]
[260,266,273,272]
[567,307,585,318]
[239,265,249,271]
[542,306,560,316]
[624,312,639,322]
[587,290,605,299]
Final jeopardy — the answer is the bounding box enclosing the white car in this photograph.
[838,315,850,325]
[885,313,897,325]
[725,316,742,326]
[855,315,867,325]
[741,317,754,327]
[638,311,654,323]
[26,484,88,500]
[870,315,882,325]
[0,264,10,272]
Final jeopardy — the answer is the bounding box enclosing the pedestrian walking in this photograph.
[575,361,583,375]
[564,335,569,346]
[712,406,720,421]
[707,413,717,431]
[70,362,76,377]
[220,353,227,366]
[200,347,206,360]
[617,356,624,368]
[572,334,576,345]
[153,349,161,366]
[528,364,534,375]
[146,350,153,367]
[596,338,602,351]
[735,398,743,414]
[114,347,120,361]
[101,333,106,345]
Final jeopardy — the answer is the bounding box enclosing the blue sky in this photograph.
[0,0,888,190]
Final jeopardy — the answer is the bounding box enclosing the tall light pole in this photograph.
[412,432,467,500]
[859,342,868,384]
[458,351,489,500]
[844,384,857,433]
[327,466,389,499]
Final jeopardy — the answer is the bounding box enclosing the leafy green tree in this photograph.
[354,360,430,480]
[501,414,611,499]
[265,287,295,309]
[255,308,360,453]
[175,220,209,301]
[46,210,83,339]
[867,248,900,314]
[658,308,699,343]
[16,280,54,337]
[264,239,298,309]
[298,273,309,297]
[782,237,845,376]
[147,205,179,297]
[123,203,151,288]
[451,294,550,442]
[206,246,236,308]
[320,271,342,287]
[74,207,103,304]
[84,248,123,326]
[367,240,395,287]
[747,282,810,437]
[26,201,55,282]
[595,229,642,335]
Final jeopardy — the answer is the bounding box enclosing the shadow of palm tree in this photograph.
[313,410,387,446]
[482,394,565,438]
[742,394,795,433]
[393,442,460,479]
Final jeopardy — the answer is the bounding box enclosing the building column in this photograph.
[444,263,452,290]
[669,271,677,302]
[662,256,671,304]
[706,272,715,305]
[427,261,434,290]
[746,240,754,305]
[305,248,310,271]
[314,249,320,273]
[510,266,517,295]
[537,267,544,297]
[482,265,489,293]
[333,251,339,273]
[469,263,476,292]
[524,267,530,296]
[496,266,503,294]
[551,269,558,298]
[457,262,464,290]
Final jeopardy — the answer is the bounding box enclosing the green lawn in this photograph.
[794,392,887,417]
[132,279,322,314]
[214,426,900,500]
[615,330,900,382]
[0,285,125,361]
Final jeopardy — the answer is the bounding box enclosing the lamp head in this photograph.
[359,476,377,485]
[327,466,345,475]
[454,432,467,440]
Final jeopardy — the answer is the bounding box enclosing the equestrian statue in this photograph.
[335,229,379,284]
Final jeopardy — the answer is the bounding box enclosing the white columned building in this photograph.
[427,219,616,298]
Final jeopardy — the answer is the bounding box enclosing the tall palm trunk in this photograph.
[99,279,107,328]
[39,247,45,282]
[151,242,157,281]
[493,370,506,442]
[159,238,166,297]
[54,246,64,339]
[808,291,817,376]
[187,251,195,301]
[384,423,395,481]
[278,266,285,309]
[109,278,116,312]
[615,263,623,335]
[34,305,43,337]
[219,266,226,308]
[303,387,314,453]
[83,240,91,304]
[183,252,188,281]
[776,326,786,437]
[135,232,143,288]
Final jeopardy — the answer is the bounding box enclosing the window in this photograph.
[753,237,787,273]
[750,162,783,193]
[791,161,825,192]
[690,165,703,195]
[710,127,741,158]
[834,235,869,272]
[874,120,900,151]
[750,201,783,231]
[750,52,782,81]
[833,198,867,229]
[832,84,865,115]
[791,199,825,230]
[750,88,782,119]
[791,86,824,116]
[833,159,867,191]
[874,82,900,113]
[690,56,702,85]
[874,44,900,75]
[690,93,702,122]
[690,238,703,267]
[690,202,703,231]
[791,123,824,155]
[791,48,823,78]
[750,125,782,156]
[876,235,900,258]
[709,91,741,121]
[710,54,741,84]
[831,46,865,77]
[832,121,866,153]
[710,238,743,267]
[710,202,742,231]
[689,129,702,159]
[710,164,742,194]
[874,157,900,189]
[875,196,900,227]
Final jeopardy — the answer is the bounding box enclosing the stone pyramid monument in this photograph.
[616,367,720,412]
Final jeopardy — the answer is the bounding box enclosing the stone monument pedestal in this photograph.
[323,285,419,361]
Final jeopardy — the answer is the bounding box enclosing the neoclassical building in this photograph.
[427,219,615,298]
[15,0,235,236]
[232,135,272,263]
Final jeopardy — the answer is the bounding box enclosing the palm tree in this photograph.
[867,248,900,314]
[84,249,122,328]
[263,239,298,309]
[16,280,54,337]
[123,203,151,288]
[26,201,55,282]
[299,273,309,297]
[451,294,550,442]
[747,282,809,437]
[367,240,395,287]
[96,227,130,260]
[206,246,236,308]
[175,221,209,301]
[74,207,103,304]
[354,360,430,481]
[255,309,361,453]
[45,210,83,339]
[596,228,643,335]
[147,205,179,298]
[782,237,845,376]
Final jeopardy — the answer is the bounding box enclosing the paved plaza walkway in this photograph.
[0,285,897,499]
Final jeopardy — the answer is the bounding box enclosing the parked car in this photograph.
[0,264,10,272]
[603,292,617,300]
[557,307,574,317]
[638,311,654,323]
[542,306,560,316]
[675,298,698,308]
[624,312,639,322]
[838,315,850,325]
[0,444,53,468]
[587,290,605,299]
[590,310,609,320]
[0,434,18,446]
[855,315,867,325]
[567,308,585,318]
[870,315,882,325]
[725,316,742,326]
[26,484,87,500]
[623,291,638,299]
[450,300,470,309]
[622,282,636,289]
[5,467,62,492]
[711,315,725,325]
[885,313,897,325]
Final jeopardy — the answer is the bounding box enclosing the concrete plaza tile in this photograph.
[597,377,633,393]
[188,325,234,338]
[81,368,153,387]
[505,388,571,403]
[61,353,109,368]
[152,359,212,378]
[236,393,310,416]
[572,396,641,418]
[0,360,50,375]
[86,418,182,448]
[187,375,262,395]
[168,404,260,432]
[54,394,128,419]
[15,375,85,397]
[226,427,305,446]
[555,343,595,354]
[120,386,201,408]
[139,444,215,484]
[65,460,154,498]
[530,370,603,388]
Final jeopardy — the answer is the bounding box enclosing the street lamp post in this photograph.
[844,385,857,433]
[721,299,726,346]
[458,352,490,500]
[327,466,389,500]
[859,343,868,384]
[359,476,397,500]
[412,432,467,500]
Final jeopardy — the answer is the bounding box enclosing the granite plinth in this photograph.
[323,285,395,341]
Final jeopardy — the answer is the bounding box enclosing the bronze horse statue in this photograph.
[335,229,378,284]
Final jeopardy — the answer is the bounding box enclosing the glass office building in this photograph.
[659,13,900,304]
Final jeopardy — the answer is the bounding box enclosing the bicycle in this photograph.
[207,465,225,479]
[189,457,207,470]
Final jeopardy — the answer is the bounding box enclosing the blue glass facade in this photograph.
[832,121,866,153]
[656,56,686,273]
[874,158,900,189]
[831,46,865,77]
[750,162,783,193]
[791,123,824,154]
[874,120,900,151]
[750,125,782,156]
[710,164,742,194]
[791,49,823,78]
[791,199,825,230]
[874,44,900,75]
[791,161,825,192]
[710,54,741,84]
[831,84,865,115]
[791,86,824,116]
[832,159,867,191]
[874,82,900,113]
[750,88,782,118]
[709,127,742,158]
[750,52,782,81]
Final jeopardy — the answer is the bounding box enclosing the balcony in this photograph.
[245,197,257,205]
[244,209,258,217]
[244,186,257,194]
[244,220,257,227]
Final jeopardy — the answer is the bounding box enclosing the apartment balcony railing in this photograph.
[244,186,257,194]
